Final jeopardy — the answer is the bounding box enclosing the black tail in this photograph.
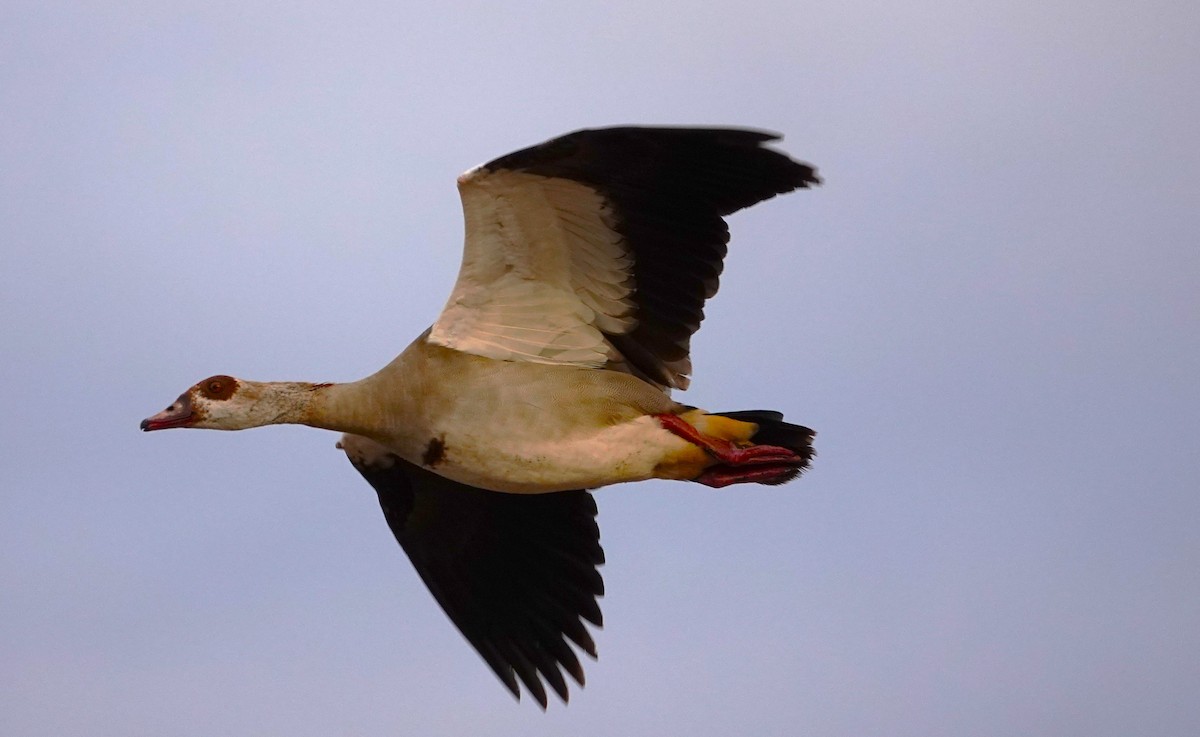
[713,410,816,477]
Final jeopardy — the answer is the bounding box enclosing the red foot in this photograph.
[655,414,806,468]
[696,464,802,488]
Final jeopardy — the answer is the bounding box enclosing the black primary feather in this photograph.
[482,126,821,390]
[342,441,603,708]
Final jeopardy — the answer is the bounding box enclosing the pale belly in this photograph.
[354,337,706,493]
[413,415,708,494]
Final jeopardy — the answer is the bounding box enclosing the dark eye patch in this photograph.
[199,375,238,400]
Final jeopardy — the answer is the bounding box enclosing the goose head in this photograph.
[141,375,266,431]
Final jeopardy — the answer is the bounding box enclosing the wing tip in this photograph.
[457,165,487,188]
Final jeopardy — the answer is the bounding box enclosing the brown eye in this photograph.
[199,375,237,400]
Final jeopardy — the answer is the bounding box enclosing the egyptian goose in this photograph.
[142,126,820,706]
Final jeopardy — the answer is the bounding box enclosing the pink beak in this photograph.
[141,393,195,431]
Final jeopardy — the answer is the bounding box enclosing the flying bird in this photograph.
[142,126,820,707]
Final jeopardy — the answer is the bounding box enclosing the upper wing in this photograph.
[430,126,820,390]
[338,434,604,708]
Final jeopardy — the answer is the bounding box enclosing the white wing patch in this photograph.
[430,169,637,366]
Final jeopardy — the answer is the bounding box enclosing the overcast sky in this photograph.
[2,1,1198,735]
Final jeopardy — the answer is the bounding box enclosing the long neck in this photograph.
[244,338,427,437]
[234,381,331,428]
[280,379,381,437]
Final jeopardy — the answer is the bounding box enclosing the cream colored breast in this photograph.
[349,336,684,493]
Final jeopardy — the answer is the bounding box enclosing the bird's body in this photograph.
[142,126,821,706]
[314,332,702,493]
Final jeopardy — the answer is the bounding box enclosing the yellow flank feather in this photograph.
[651,411,763,481]
[652,441,712,481]
[678,410,759,445]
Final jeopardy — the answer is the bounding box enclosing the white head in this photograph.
[141,375,306,432]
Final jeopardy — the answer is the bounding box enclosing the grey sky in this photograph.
[2,1,1198,735]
